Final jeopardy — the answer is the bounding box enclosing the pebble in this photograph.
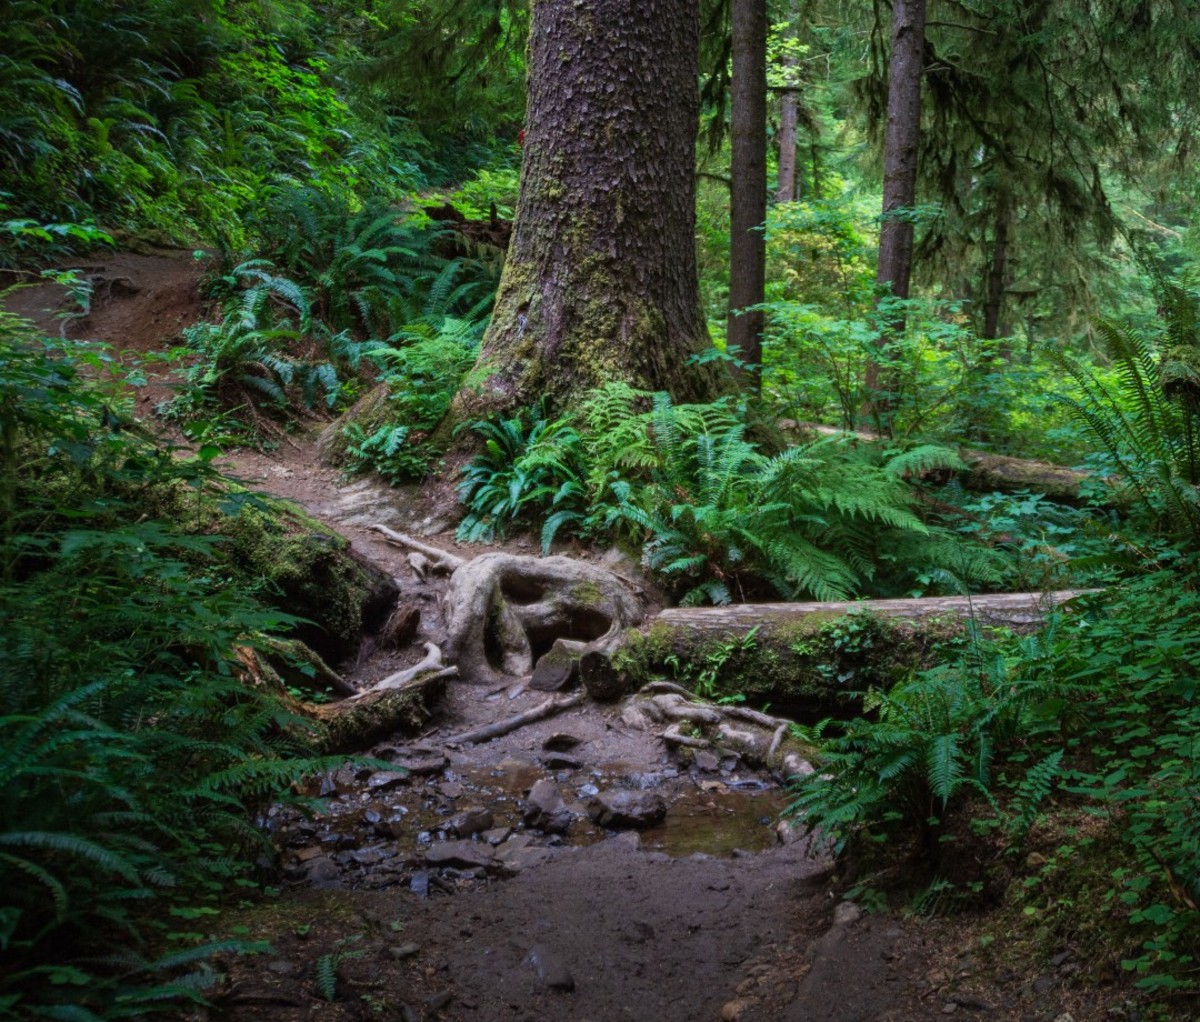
[389,943,421,960]
[523,944,575,991]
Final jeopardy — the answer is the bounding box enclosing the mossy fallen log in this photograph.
[610,590,1090,717]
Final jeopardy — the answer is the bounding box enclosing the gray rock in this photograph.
[392,753,447,775]
[389,943,421,960]
[539,752,584,770]
[424,840,495,870]
[522,779,573,834]
[304,855,343,889]
[693,749,721,773]
[524,944,575,991]
[349,845,394,865]
[587,789,668,829]
[543,732,583,751]
[833,901,863,927]
[366,770,408,791]
[446,806,494,838]
[482,826,512,845]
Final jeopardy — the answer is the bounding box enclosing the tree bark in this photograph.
[441,0,723,433]
[728,0,768,390]
[864,0,926,434]
[777,90,799,203]
[982,202,1010,345]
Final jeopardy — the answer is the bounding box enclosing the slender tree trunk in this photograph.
[728,0,768,391]
[864,0,926,434]
[441,0,722,434]
[777,90,799,202]
[982,202,1010,345]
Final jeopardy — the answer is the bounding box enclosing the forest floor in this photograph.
[6,253,1137,1022]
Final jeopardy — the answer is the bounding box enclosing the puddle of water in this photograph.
[639,787,786,858]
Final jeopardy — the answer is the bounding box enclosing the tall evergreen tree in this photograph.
[443,0,724,429]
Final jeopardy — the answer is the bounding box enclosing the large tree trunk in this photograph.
[441,0,723,434]
[864,0,926,434]
[777,90,799,203]
[728,0,768,390]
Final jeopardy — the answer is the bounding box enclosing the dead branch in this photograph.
[441,693,586,747]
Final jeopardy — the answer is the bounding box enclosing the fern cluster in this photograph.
[455,382,1007,604]
[0,317,349,1018]
[1054,265,1200,547]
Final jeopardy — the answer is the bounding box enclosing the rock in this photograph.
[349,845,394,865]
[524,944,575,991]
[366,770,407,791]
[482,826,512,845]
[721,998,756,1021]
[410,871,430,898]
[1032,974,1056,995]
[543,732,583,751]
[294,845,325,862]
[522,779,573,834]
[833,901,863,927]
[389,943,421,960]
[587,789,668,829]
[303,855,342,889]
[693,749,721,773]
[392,753,447,775]
[446,807,494,838]
[530,640,585,691]
[775,819,806,845]
[424,841,495,870]
[539,752,584,770]
[438,781,465,799]
[782,753,815,779]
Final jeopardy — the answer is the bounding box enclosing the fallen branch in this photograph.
[441,693,585,747]
[370,525,465,573]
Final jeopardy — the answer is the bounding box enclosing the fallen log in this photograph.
[608,590,1091,716]
[783,421,1123,506]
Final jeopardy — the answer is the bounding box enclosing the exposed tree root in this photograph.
[370,524,466,574]
[441,693,586,747]
[442,552,645,686]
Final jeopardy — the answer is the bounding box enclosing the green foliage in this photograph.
[164,262,341,438]
[456,405,585,545]
[0,315,346,1017]
[1054,266,1200,546]
[789,573,1200,997]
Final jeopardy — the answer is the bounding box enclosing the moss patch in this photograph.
[615,610,970,718]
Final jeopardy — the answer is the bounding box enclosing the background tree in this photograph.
[728,0,768,389]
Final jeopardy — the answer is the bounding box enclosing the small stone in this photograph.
[1032,974,1056,994]
[942,1002,958,1014]
[693,750,721,773]
[540,752,584,770]
[366,770,407,791]
[393,754,447,775]
[775,819,806,846]
[438,781,465,799]
[833,901,863,927]
[721,997,755,1021]
[294,845,324,862]
[303,855,342,889]
[349,845,394,865]
[423,840,494,870]
[446,807,494,838]
[425,991,453,1011]
[1053,1015,1076,1022]
[482,826,512,845]
[543,732,583,751]
[389,943,421,960]
[267,960,297,975]
[523,944,574,991]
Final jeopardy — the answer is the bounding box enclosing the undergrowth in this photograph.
[0,310,352,1019]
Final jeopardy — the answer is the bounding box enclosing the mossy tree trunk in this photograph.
[443,0,724,432]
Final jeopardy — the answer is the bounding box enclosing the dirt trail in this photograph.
[5,255,1127,1022]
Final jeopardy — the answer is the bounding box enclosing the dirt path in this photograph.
[6,255,1128,1022]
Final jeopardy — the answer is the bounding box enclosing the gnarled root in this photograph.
[442,552,645,686]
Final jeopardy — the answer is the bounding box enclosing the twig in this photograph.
[441,693,585,746]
